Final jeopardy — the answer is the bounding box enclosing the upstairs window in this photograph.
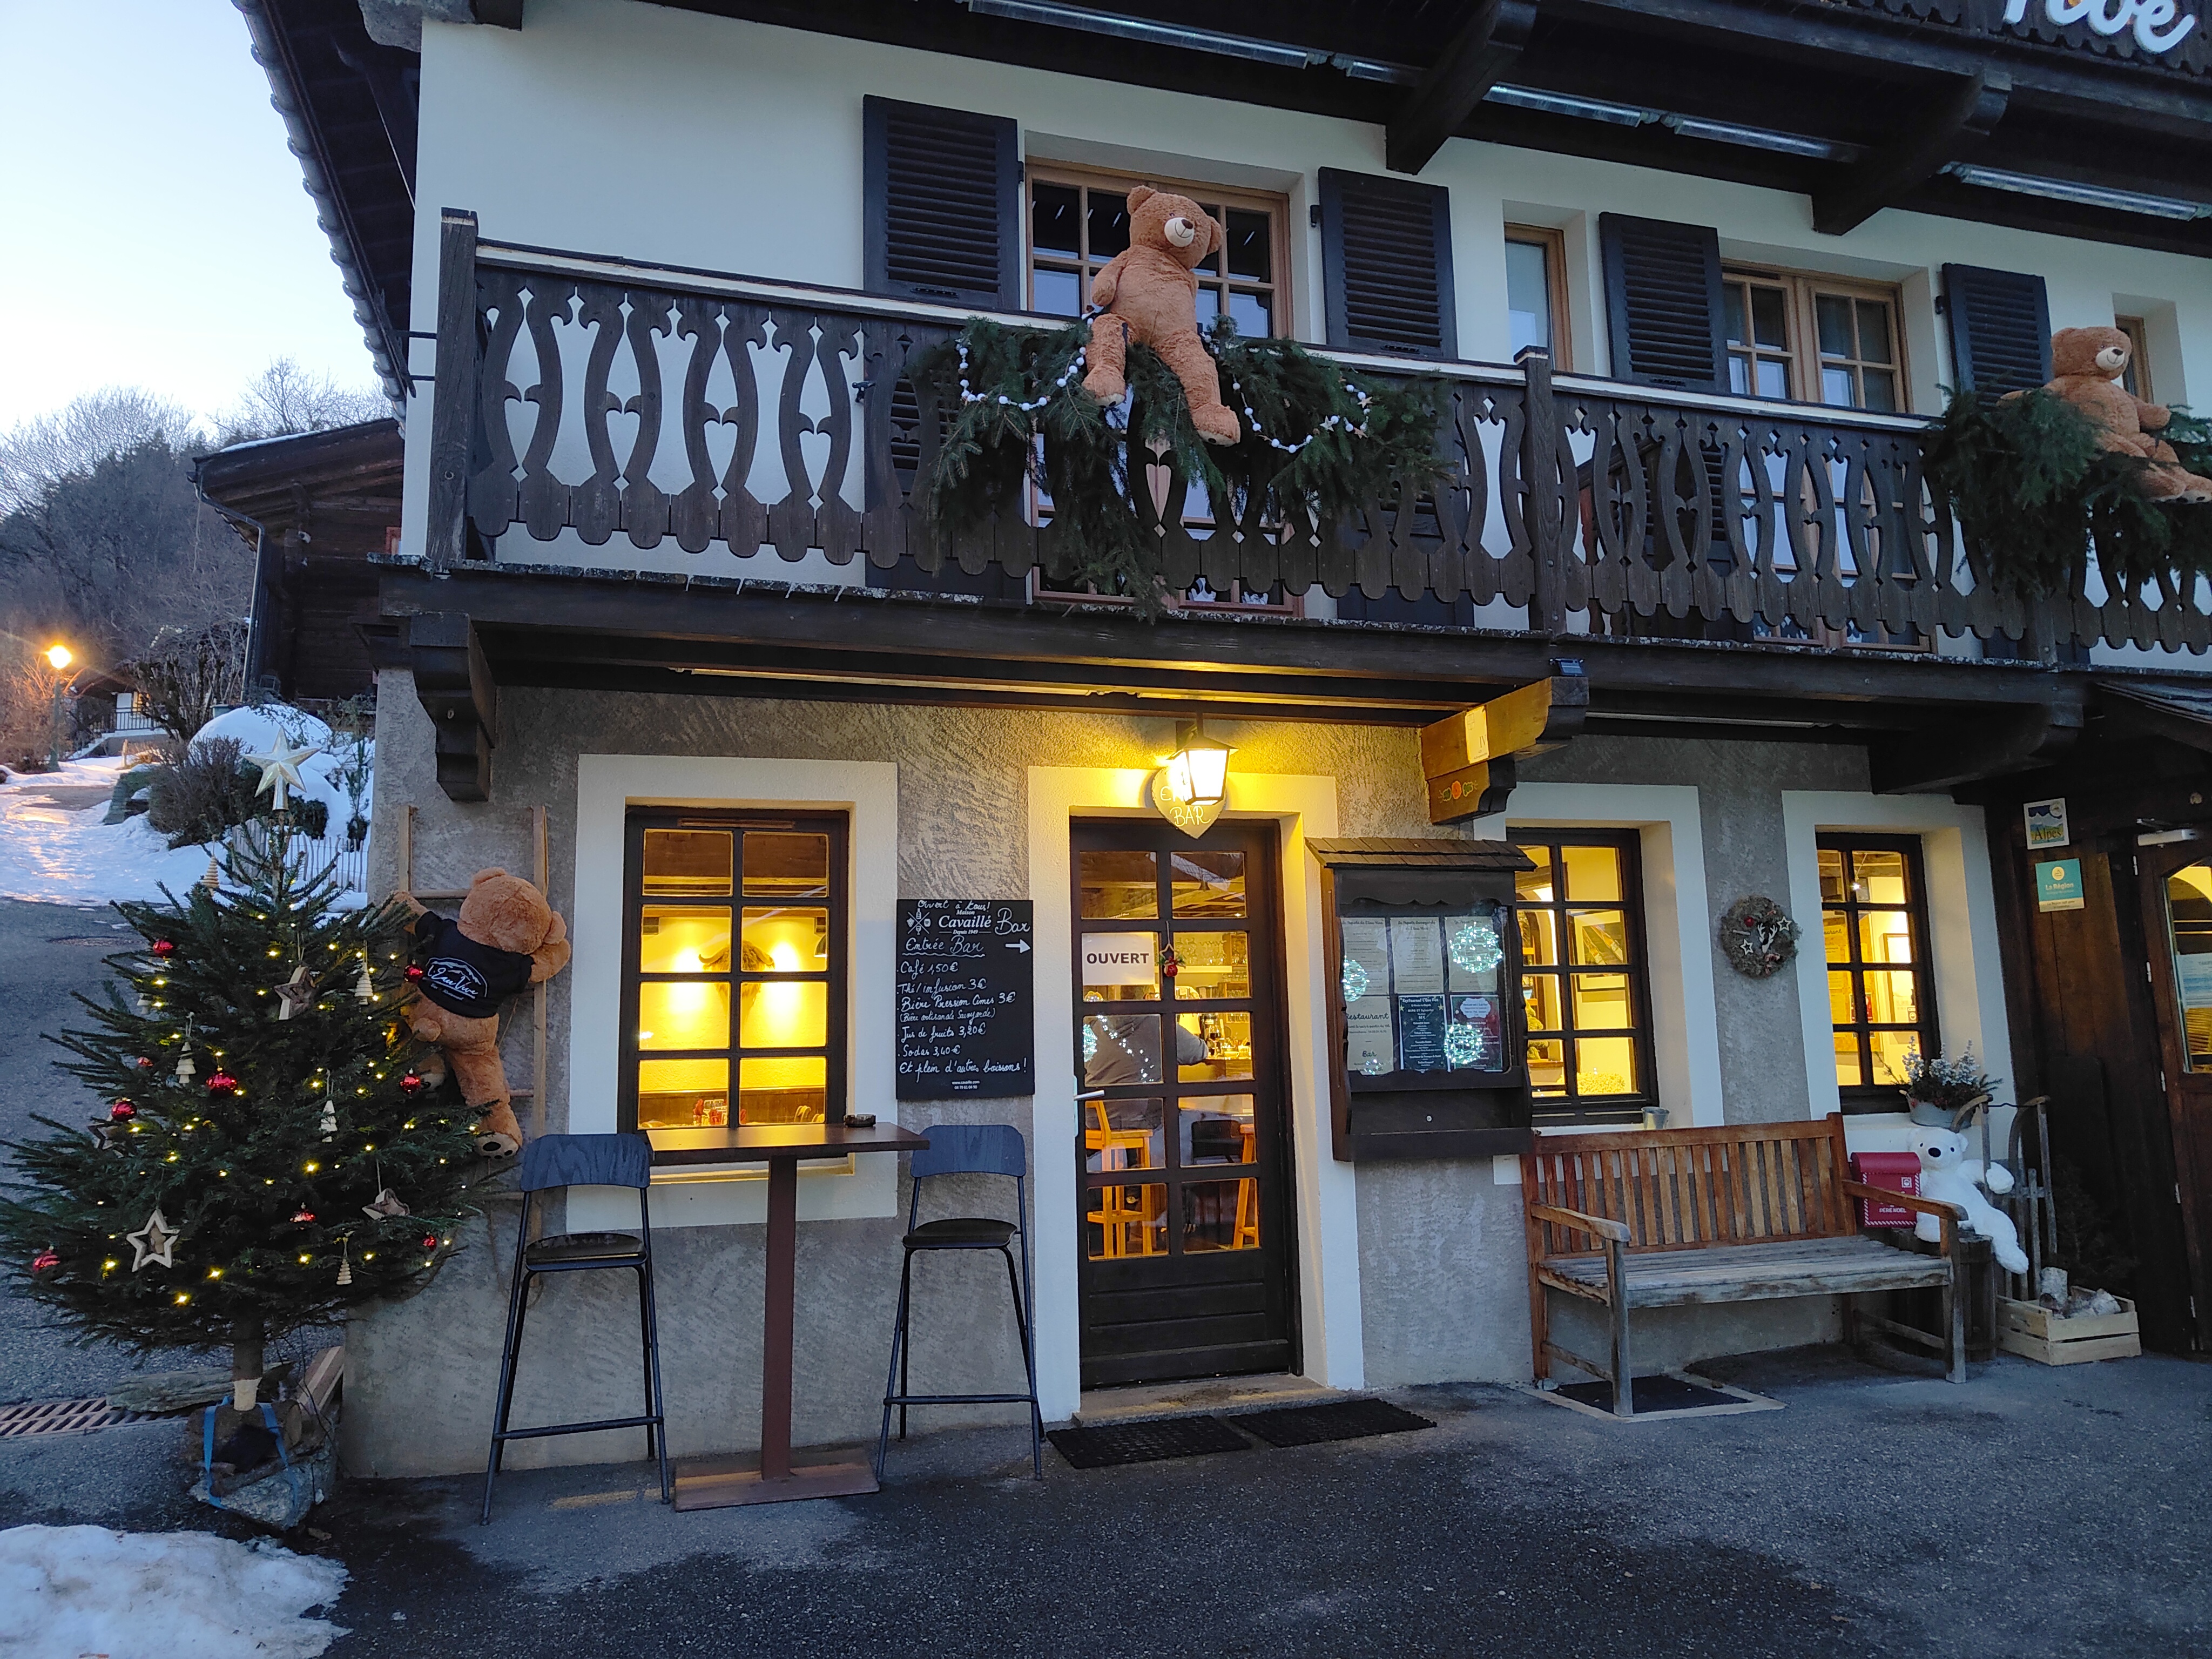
[2117,314,2154,400]
[1505,225,1571,368]
[1723,269,1906,412]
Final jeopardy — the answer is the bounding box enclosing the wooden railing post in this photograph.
[426,207,481,572]
[1519,346,1567,633]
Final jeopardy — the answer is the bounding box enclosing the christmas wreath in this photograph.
[915,316,1446,611]
[1924,390,2212,598]
[1717,895,1801,980]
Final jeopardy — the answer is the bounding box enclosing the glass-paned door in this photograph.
[1071,818,1295,1387]
[2139,849,2212,1351]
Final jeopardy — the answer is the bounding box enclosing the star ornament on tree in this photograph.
[274,963,318,1022]
[126,1208,180,1272]
[243,738,322,813]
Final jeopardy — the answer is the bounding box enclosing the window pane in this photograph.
[1032,183,1080,255]
[1033,266,1081,316]
[1179,1096,1255,1166]
[1183,1179,1260,1252]
[1228,288,1272,340]
[1832,1033,1863,1089]
[1828,970,1857,1025]
[1173,929,1249,999]
[1728,355,1752,396]
[1724,285,1748,347]
[1195,206,1225,274]
[1514,849,1556,903]
[738,1055,826,1123]
[638,980,729,1051]
[2167,865,2212,1071]
[1821,366,1856,407]
[1859,911,1917,967]
[1857,299,1893,364]
[1572,973,1635,1030]
[742,907,827,976]
[1561,842,1623,901]
[643,829,732,898]
[1081,851,1157,918]
[744,833,828,899]
[640,906,731,973]
[739,980,827,1049]
[1225,208,1271,280]
[1528,1037,1568,1096]
[1816,293,1853,358]
[1867,1031,1919,1089]
[1519,908,1561,966]
[1756,357,1791,400]
[1862,969,1919,1026]
[1087,191,1129,257]
[638,1057,729,1129]
[1171,851,1246,916]
[1568,908,1630,967]
[1506,238,1553,356]
[1523,973,1564,1031]
[1862,369,1897,413]
[1182,1011,1252,1082]
[1083,1012,1161,1087]
[1575,1035,1638,1097]
[1853,849,1909,904]
[1087,1181,1165,1259]
[1818,848,1846,902]
[1825,911,1850,964]
[1083,931,1158,1002]
[1195,287,1222,325]
[1750,286,1789,348]
[1084,1097,1162,1174]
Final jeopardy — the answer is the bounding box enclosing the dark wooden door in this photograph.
[2135,845,2212,1348]
[1071,819,1297,1387]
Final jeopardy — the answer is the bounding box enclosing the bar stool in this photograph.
[482,1132,670,1523]
[875,1123,1043,1480]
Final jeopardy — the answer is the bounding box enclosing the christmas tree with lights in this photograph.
[0,808,480,1407]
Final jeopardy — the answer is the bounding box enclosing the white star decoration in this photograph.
[126,1207,179,1272]
[243,739,322,812]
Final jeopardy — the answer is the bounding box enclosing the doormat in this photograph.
[1047,1414,1252,1468]
[1531,1370,1782,1422]
[0,1398,147,1440]
[1232,1397,1434,1447]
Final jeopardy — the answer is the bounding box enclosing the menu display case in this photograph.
[1310,838,1535,1159]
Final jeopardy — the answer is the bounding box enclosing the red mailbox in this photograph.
[1851,1151,1920,1229]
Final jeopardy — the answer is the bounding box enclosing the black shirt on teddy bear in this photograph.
[413,912,534,1019]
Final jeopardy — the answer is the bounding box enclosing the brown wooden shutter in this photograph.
[1320,168,1458,360]
[1942,264,2052,393]
[1598,214,1726,393]
[864,97,1020,311]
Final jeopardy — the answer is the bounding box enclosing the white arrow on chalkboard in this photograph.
[1007,940,1031,953]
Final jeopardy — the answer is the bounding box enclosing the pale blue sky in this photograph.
[0,0,381,430]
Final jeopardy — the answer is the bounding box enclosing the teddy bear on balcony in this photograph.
[2023,326,2212,503]
[1909,1123,2029,1275]
[1082,185,1243,447]
[397,868,571,1158]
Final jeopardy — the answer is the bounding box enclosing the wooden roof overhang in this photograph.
[377,556,2127,800]
[193,419,405,534]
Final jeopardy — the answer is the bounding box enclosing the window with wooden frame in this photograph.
[1027,163,1298,614]
[1819,833,1939,1113]
[1509,832,1654,1124]
[2117,314,2154,401]
[1722,268,1907,413]
[618,810,849,1138]
[1505,225,1571,370]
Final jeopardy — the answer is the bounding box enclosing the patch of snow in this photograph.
[0,1524,348,1658]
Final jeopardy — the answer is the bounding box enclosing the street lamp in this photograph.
[44,644,72,768]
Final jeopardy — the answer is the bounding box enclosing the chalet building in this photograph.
[242,0,2212,1476]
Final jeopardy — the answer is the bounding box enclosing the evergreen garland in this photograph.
[1923,387,2212,597]
[917,316,1446,610]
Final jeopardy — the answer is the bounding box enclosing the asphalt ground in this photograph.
[4,893,2210,1657]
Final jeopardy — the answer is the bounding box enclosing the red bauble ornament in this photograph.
[403,963,426,984]
[109,1101,136,1121]
[205,1071,239,1096]
[134,1056,154,1070]
[421,1234,439,1251]
[400,1072,426,1096]
[1159,947,1181,979]
[31,1250,60,1272]
[291,1210,316,1224]
[150,939,175,957]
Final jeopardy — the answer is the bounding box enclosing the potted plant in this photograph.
[1900,1048,1998,1127]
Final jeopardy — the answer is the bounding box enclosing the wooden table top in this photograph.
[648,1121,932,1166]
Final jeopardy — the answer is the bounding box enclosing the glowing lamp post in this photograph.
[44,644,73,768]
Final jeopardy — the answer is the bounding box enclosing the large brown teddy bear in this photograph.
[397,869,570,1157]
[2019,326,2212,502]
[1083,185,1242,447]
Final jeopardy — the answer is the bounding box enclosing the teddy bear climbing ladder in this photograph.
[394,804,552,1143]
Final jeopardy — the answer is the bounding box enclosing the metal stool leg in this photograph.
[1002,1242,1043,1479]
[635,1265,656,1464]
[640,1256,671,1504]
[898,1247,916,1441]
[876,1245,915,1479]
[482,1201,534,1524]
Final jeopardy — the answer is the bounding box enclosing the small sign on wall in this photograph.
[2036,859,2085,912]
[1080,934,1156,986]
[2024,797,2070,851]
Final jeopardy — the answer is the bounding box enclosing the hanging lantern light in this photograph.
[1165,723,1233,808]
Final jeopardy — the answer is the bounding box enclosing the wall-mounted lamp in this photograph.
[1152,721,1236,838]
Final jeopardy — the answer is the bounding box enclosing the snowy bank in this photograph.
[0,1524,348,1658]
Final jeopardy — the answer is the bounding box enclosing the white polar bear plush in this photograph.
[1910,1125,2028,1274]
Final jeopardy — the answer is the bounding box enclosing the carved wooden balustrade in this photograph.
[422,212,2210,657]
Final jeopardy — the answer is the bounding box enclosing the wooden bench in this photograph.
[1521,1113,1968,1417]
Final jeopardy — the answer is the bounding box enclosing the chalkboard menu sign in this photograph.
[895,900,1035,1100]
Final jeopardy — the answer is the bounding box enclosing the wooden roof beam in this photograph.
[1813,68,2011,237]
[1386,0,1539,176]
[1869,699,2082,795]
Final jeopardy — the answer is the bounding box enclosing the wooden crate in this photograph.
[1997,1295,2141,1365]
